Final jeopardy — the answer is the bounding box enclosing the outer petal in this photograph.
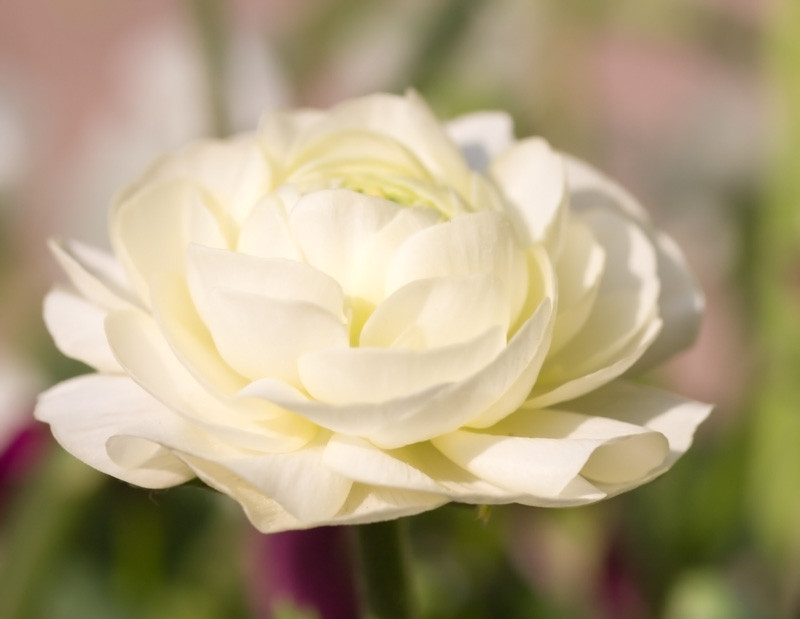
[178,434,353,524]
[490,137,568,251]
[105,309,316,452]
[557,206,659,364]
[258,107,325,171]
[43,288,122,373]
[34,375,194,488]
[116,136,272,225]
[328,485,449,527]
[48,238,136,310]
[434,406,669,503]
[150,273,248,396]
[561,380,711,486]
[322,435,523,503]
[37,379,350,525]
[180,453,443,532]
[446,111,515,173]
[236,185,305,261]
[194,466,446,533]
[564,154,704,369]
[322,435,448,494]
[549,215,606,354]
[111,179,231,302]
[531,206,662,405]
[188,461,308,533]
[528,318,662,409]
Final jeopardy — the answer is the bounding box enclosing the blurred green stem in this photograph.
[394,0,485,93]
[355,520,417,619]
[0,448,105,618]
[752,0,800,614]
[189,0,230,137]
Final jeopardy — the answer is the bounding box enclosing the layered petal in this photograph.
[490,137,568,251]
[203,288,349,385]
[34,375,194,488]
[530,206,662,405]
[564,154,704,369]
[150,272,248,396]
[446,111,515,172]
[44,288,122,373]
[286,91,472,194]
[386,210,529,325]
[187,244,345,322]
[288,189,440,304]
[241,299,553,448]
[298,326,506,404]
[179,435,353,523]
[116,136,272,225]
[111,179,231,302]
[285,129,432,188]
[529,318,662,409]
[549,215,606,353]
[258,107,325,171]
[360,273,510,349]
[562,380,711,486]
[105,309,316,452]
[48,238,136,310]
[322,435,525,503]
[434,405,670,504]
[236,185,305,261]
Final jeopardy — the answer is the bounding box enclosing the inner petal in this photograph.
[537,207,660,390]
[549,215,606,353]
[298,326,506,405]
[187,244,346,324]
[288,92,472,195]
[286,129,432,184]
[288,189,439,304]
[236,186,304,261]
[360,273,510,350]
[111,179,230,303]
[489,137,568,252]
[203,287,349,385]
[386,210,529,325]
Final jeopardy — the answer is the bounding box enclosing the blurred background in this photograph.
[0,0,794,617]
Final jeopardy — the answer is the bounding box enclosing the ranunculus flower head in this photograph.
[36,92,709,532]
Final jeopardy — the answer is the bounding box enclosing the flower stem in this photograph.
[354,520,417,619]
[189,0,231,138]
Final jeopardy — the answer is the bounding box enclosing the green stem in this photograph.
[354,520,417,619]
[189,0,231,138]
[393,0,485,93]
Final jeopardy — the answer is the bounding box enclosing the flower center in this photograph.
[345,295,375,347]
[340,175,429,209]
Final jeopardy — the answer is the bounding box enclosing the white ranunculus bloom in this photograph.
[36,92,709,532]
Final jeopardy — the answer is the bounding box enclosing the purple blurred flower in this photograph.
[252,526,360,619]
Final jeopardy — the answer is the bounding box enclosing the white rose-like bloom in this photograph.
[36,92,709,532]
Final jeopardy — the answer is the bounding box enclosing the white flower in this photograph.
[35,92,709,532]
